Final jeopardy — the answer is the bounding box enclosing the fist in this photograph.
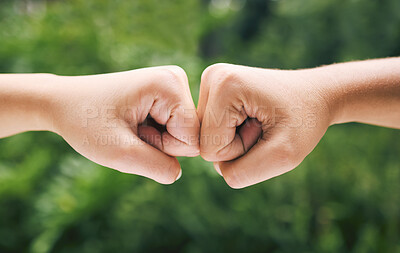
[198,63,332,188]
[51,66,199,184]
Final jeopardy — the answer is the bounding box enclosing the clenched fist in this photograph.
[0,66,200,184]
[198,59,400,189]
[57,66,200,184]
[198,63,331,188]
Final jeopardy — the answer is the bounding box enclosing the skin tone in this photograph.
[0,66,200,184]
[198,57,400,188]
[0,58,399,188]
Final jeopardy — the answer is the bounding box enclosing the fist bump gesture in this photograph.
[1,58,399,188]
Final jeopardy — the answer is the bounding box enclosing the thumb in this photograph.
[237,118,263,153]
[217,131,299,189]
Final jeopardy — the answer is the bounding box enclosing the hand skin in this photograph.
[198,57,400,189]
[0,66,200,184]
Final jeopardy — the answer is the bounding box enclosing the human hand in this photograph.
[198,63,333,188]
[2,59,397,187]
[48,66,199,184]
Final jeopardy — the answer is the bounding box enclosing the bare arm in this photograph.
[307,57,400,128]
[0,74,57,138]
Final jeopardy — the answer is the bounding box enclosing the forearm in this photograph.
[307,57,400,128]
[0,74,57,138]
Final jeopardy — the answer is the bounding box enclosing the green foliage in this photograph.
[0,0,399,252]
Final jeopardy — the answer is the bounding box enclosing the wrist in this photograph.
[300,58,400,128]
[19,73,61,134]
[35,73,63,134]
[295,67,345,126]
[0,73,62,137]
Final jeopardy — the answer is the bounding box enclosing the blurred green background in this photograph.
[0,0,399,252]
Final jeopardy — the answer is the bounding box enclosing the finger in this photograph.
[217,131,299,189]
[161,131,198,157]
[238,118,263,152]
[199,64,264,162]
[200,81,254,162]
[149,66,200,156]
[209,119,261,176]
[209,119,262,176]
[114,128,182,184]
[138,120,198,157]
[166,105,200,155]
[138,125,163,150]
[197,65,213,122]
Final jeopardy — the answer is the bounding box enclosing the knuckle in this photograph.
[199,134,229,162]
[215,142,237,161]
[199,147,218,162]
[155,66,189,96]
[159,65,187,84]
[210,69,241,96]
[202,63,240,88]
[201,63,230,82]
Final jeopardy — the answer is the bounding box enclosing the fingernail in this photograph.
[176,170,182,181]
[213,162,223,176]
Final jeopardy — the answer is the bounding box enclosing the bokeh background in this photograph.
[0,0,399,252]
